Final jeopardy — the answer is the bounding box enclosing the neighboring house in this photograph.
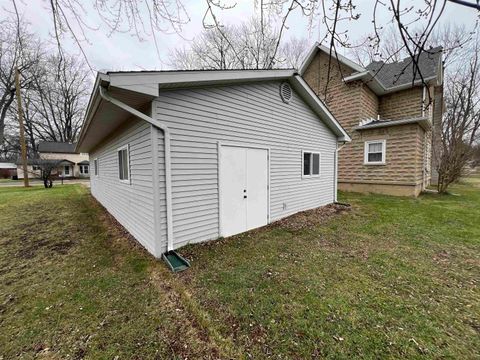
[300,44,444,196]
[0,162,17,179]
[17,142,90,179]
[76,69,350,257]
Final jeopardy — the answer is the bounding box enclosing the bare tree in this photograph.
[348,23,476,67]
[169,24,239,69]
[0,16,42,145]
[437,41,480,193]
[169,18,308,70]
[279,37,309,69]
[25,54,91,143]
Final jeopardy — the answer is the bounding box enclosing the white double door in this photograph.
[220,145,268,237]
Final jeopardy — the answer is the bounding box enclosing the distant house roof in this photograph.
[300,42,443,95]
[0,162,17,169]
[365,47,443,89]
[77,160,89,165]
[16,158,76,166]
[38,141,78,154]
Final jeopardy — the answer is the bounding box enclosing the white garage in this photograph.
[76,69,350,260]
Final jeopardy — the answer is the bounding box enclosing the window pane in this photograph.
[312,153,320,175]
[368,152,382,162]
[84,166,89,174]
[118,151,124,179]
[303,152,311,175]
[123,149,129,180]
[369,142,382,153]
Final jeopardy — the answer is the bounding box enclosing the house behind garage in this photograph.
[77,70,350,257]
[300,44,444,196]
[17,141,90,179]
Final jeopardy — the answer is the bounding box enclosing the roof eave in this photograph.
[344,71,439,95]
[355,117,431,131]
[75,73,109,152]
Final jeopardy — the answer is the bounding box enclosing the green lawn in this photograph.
[0,180,478,359]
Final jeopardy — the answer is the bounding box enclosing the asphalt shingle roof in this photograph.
[366,47,443,89]
[38,141,77,154]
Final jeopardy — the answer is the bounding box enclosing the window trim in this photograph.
[301,150,321,178]
[80,164,89,174]
[364,140,386,165]
[117,145,131,184]
[93,158,99,176]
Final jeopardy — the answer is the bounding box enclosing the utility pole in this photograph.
[15,68,29,187]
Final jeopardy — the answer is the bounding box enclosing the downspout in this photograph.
[334,141,347,203]
[98,86,174,253]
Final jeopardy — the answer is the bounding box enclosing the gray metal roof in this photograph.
[38,141,78,154]
[365,47,443,89]
[355,117,431,131]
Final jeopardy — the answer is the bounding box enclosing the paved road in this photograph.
[0,179,90,188]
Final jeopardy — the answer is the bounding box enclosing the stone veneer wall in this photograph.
[378,87,424,120]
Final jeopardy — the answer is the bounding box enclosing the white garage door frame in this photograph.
[217,141,271,237]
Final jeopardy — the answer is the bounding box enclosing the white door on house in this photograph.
[220,145,268,237]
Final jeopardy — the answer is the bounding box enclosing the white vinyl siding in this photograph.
[154,80,337,251]
[90,119,157,255]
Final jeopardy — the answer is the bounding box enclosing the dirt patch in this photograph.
[270,203,351,232]
[15,238,75,259]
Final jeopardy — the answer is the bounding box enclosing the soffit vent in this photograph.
[280,82,292,103]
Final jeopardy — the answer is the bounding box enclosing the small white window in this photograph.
[118,145,130,183]
[64,166,70,175]
[80,165,89,174]
[32,165,41,171]
[94,158,98,176]
[302,151,321,177]
[364,140,386,165]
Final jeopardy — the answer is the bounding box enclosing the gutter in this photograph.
[98,86,174,253]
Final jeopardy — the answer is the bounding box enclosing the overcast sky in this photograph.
[2,0,478,72]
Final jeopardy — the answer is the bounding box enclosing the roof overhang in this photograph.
[355,117,432,131]
[344,72,439,95]
[76,69,351,152]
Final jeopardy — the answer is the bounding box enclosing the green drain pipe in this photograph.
[162,251,190,272]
